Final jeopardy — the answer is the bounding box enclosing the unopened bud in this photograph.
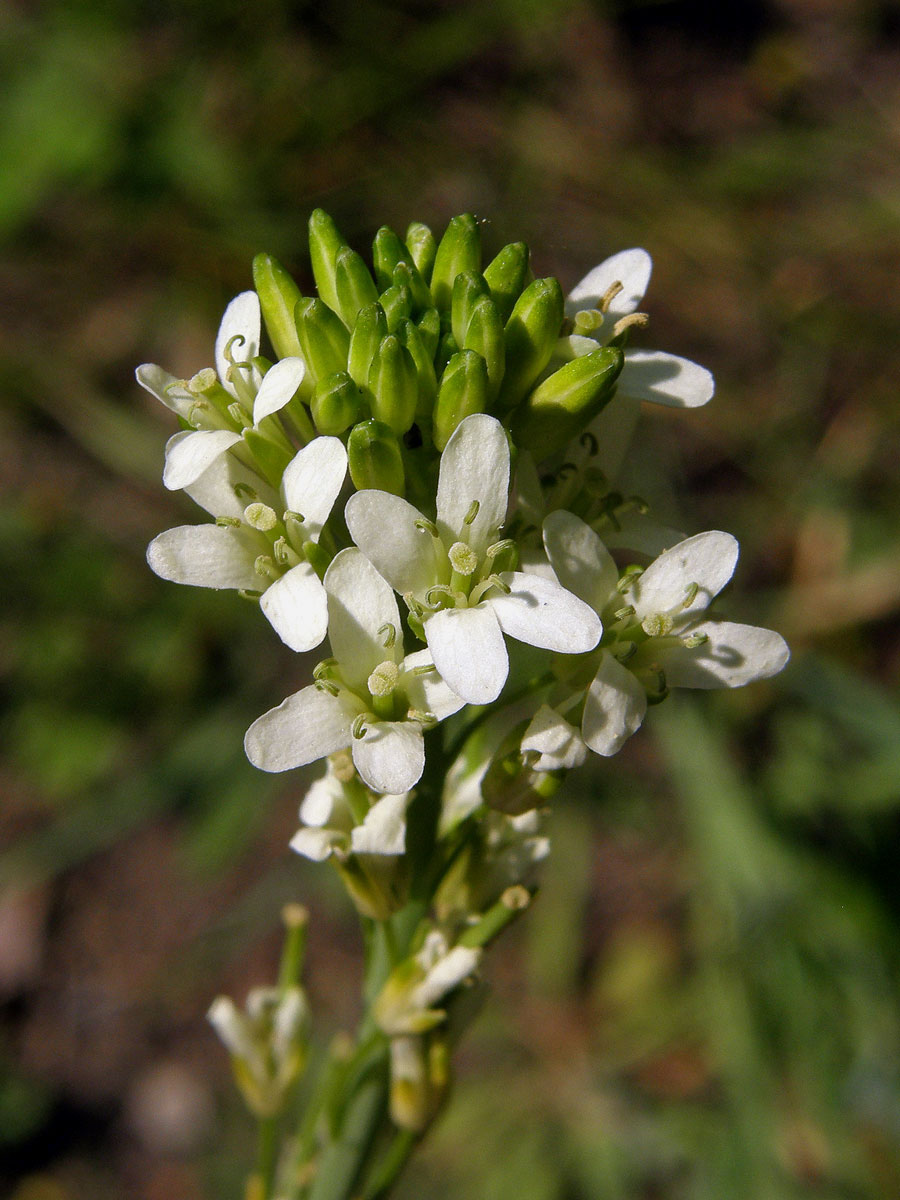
[415,307,441,359]
[396,318,438,422]
[511,346,624,459]
[368,334,418,435]
[392,259,432,312]
[252,253,304,359]
[379,283,413,333]
[405,221,437,280]
[430,213,481,312]
[433,350,489,450]
[450,271,490,348]
[372,225,411,291]
[294,297,350,383]
[333,245,379,329]
[463,295,505,400]
[347,301,388,389]
[311,370,365,435]
[498,277,565,409]
[348,419,405,495]
[308,209,346,314]
[483,241,531,323]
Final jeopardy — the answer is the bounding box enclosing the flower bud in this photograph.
[308,208,346,314]
[389,1034,449,1133]
[450,270,489,348]
[333,245,379,329]
[497,277,564,409]
[347,301,388,390]
[348,418,405,495]
[311,370,365,435]
[511,345,624,459]
[252,253,304,359]
[405,221,437,279]
[463,295,505,400]
[368,334,418,435]
[430,213,481,312]
[392,259,432,312]
[415,307,441,359]
[484,241,531,323]
[372,225,411,290]
[379,283,413,332]
[433,350,489,450]
[396,318,438,422]
[294,297,351,383]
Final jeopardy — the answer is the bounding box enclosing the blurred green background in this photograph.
[2,0,900,1196]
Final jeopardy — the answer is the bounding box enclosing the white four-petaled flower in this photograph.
[345,414,602,706]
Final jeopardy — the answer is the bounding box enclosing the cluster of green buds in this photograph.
[253,210,624,507]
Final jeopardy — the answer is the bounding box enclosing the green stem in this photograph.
[257,1115,280,1199]
[361,1129,419,1199]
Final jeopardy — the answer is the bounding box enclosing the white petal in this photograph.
[620,350,714,409]
[163,429,242,491]
[147,524,258,590]
[261,562,328,652]
[582,653,647,756]
[425,605,509,705]
[281,437,348,540]
[290,827,344,862]
[299,773,343,827]
[542,510,617,613]
[565,248,652,322]
[215,291,261,398]
[352,722,425,795]
[401,649,466,722]
[490,572,602,654]
[136,363,193,420]
[626,531,739,626]
[655,619,790,688]
[521,704,587,771]
[350,793,408,856]
[436,414,510,553]
[413,946,481,1011]
[345,491,443,597]
[253,357,306,423]
[245,686,354,773]
[183,452,276,519]
[325,549,402,692]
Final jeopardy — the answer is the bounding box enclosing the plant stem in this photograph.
[257,1115,280,1199]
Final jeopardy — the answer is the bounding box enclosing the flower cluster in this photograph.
[143,211,789,1132]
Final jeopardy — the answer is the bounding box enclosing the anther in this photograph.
[612,640,637,663]
[273,537,293,565]
[598,280,624,313]
[463,500,480,526]
[216,516,242,528]
[579,430,599,456]
[613,605,636,622]
[313,659,338,680]
[351,715,368,739]
[314,679,340,697]
[234,483,258,501]
[682,632,709,648]
[682,582,699,609]
[407,709,438,728]
[283,509,306,526]
[227,401,253,430]
[414,518,440,538]
[408,663,436,677]
[616,566,643,594]
[378,622,397,649]
[243,502,278,531]
[238,588,263,601]
[254,554,278,580]
[611,312,649,339]
[573,308,603,333]
[224,333,247,364]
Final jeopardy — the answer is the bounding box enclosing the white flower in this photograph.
[137,290,306,491]
[244,548,465,794]
[542,510,790,756]
[345,414,602,706]
[290,764,409,862]
[375,930,482,1038]
[147,436,347,652]
[562,248,714,411]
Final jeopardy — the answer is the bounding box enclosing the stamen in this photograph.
[224,333,247,364]
[613,605,636,622]
[187,401,210,428]
[407,709,438,728]
[643,665,669,704]
[283,509,306,526]
[448,542,478,577]
[611,312,649,339]
[403,591,426,618]
[682,632,709,648]
[254,554,278,580]
[641,613,674,638]
[414,518,440,538]
[463,500,480,526]
[227,401,253,430]
[598,279,624,313]
[378,622,397,649]
[616,566,643,594]
[234,483,258,501]
[314,679,340,696]
[470,574,511,604]
[424,584,462,610]
[243,502,278,532]
[238,588,263,601]
[313,659,338,680]
[408,663,436,677]
[579,431,599,456]
[485,538,516,560]
[682,582,699,609]
[351,715,368,739]
[273,536,295,566]
[216,516,242,528]
[612,640,637,663]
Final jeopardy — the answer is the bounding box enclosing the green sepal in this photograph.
[368,335,418,435]
[415,308,441,359]
[372,226,410,291]
[308,209,347,314]
[396,319,438,421]
[252,253,304,359]
[333,246,379,329]
[405,221,436,281]
[379,284,413,333]
[295,298,350,384]
[242,426,295,489]
[463,295,505,400]
[311,370,365,435]
[510,346,624,459]
[484,242,531,324]
[303,539,332,580]
[450,271,490,348]
[348,419,405,495]
[347,301,388,390]
[433,349,490,450]
[430,213,481,312]
[497,277,564,410]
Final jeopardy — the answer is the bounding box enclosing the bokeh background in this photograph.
[3,0,900,1196]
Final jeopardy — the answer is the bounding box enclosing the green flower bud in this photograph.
[497,277,564,410]
[372,225,411,291]
[333,245,379,329]
[430,214,481,312]
[405,221,437,280]
[433,350,489,450]
[463,295,505,401]
[368,334,418,435]
[252,253,304,359]
[482,721,564,815]
[396,318,438,422]
[392,260,432,313]
[484,241,531,324]
[294,297,350,383]
[308,209,347,314]
[450,270,490,348]
[311,370,365,435]
[347,301,388,389]
[348,419,405,495]
[415,307,441,359]
[436,329,459,376]
[511,346,624,459]
[379,283,413,333]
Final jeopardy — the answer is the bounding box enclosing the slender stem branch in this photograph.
[257,1115,280,1199]
[361,1129,420,1199]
